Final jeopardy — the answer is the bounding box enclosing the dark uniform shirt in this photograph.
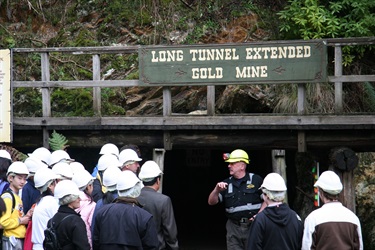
[219,173,263,222]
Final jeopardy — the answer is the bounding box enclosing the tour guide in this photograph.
[208,149,266,250]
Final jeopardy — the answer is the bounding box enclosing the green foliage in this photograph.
[49,130,69,151]
[363,82,375,112]
[13,88,43,117]
[51,88,94,117]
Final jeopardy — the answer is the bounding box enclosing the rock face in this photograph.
[355,154,375,249]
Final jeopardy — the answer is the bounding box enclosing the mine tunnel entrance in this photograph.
[162,148,296,249]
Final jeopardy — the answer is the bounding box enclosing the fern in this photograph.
[49,130,69,151]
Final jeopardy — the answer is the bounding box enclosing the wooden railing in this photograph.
[11,37,375,148]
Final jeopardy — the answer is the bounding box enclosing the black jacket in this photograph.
[246,203,303,250]
[48,205,90,250]
[93,197,159,250]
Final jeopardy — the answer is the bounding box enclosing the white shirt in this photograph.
[31,195,59,250]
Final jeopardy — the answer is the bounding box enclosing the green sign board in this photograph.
[139,40,327,85]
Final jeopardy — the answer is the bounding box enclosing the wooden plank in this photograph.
[12,80,141,88]
[92,54,101,115]
[13,46,139,54]
[163,87,171,116]
[328,75,375,82]
[334,46,343,113]
[298,131,306,152]
[297,83,305,114]
[12,115,375,128]
[207,86,215,116]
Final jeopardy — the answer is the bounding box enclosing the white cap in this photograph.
[103,166,122,190]
[116,171,140,191]
[50,150,72,166]
[34,168,58,189]
[0,150,12,160]
[97,154,121,171]
[139,161,163,181]
[24,157,48,175]
[7,161,29,176]
[99,143,119,157]
[54,180,81,199]
[28,147,51,165]
[72,169,95,191]
[314,170,343,195]
[70,161,85,174]
[260,173,287,191]
[119,149,142,166]
[52,162,74,180]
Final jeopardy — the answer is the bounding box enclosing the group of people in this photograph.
[0,144,179,250]
[208,149,363,250]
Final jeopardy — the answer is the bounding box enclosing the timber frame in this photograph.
[10,37,375,151]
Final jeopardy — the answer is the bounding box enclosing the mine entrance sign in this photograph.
[139,40,327,85]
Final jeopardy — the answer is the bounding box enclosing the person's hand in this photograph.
[19,215,30,225]
[216,182,228,192]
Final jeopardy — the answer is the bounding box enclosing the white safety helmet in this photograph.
[119,149,142,166]
[260,173,287,191]
[70,161,85,175]
[50,150,72,166]
[54,180,81,199]
[0,150,12,160]
[97,154,121,171]
[139,161,163,181]
[103,166,122,190]
[72,169,95,191]
[28,147,51,165]
[314,170,343,195]
[116,170,140,191]
[99,143,119,157]
[52,162,74,180]
[7,161,29,176]
[34,168,58,189]
[24,157,48,175]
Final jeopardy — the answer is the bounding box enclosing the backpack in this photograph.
[0,189,15,250]
[43,214,74,250]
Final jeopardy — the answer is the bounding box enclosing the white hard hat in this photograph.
[260,173,287,191]
[24,157,48,175]
[119,149,142,166]
[52,162,74,180]
[72,169,95,190]
[7,161,29,176]
[0,150,12,160]
[34,168,58,189]
[54,180,81,199]
[103,166,122,188]
[70,161,85,174]
[99,143,119,157]
[28,147,51,165]
[97,154,121,171]
[50,150,72,166]
[139,161,163,181]
[314,170,343,195]
[116,171,140,191]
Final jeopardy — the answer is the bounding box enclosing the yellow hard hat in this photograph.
[224,149,249,164]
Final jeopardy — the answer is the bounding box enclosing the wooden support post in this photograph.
[163,131,172,151]
[298,131,306,152]
[163,87,171,116]
[41,52,51,148]
[297,83,305,114]
[334,46,343,113]
[93,54,101,116]
[207,85,215,116]
[338,171,356,213]
[272,150,288,204]
[153,148,166,193]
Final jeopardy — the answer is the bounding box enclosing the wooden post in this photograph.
[334,46,343,113]
[93,54,101,116]
[298,131,306,153]
[153,148,166,193]
[41,52,51,148]
[163,87,171,116]
[272,150,288,204]
[338,171,356,213]
[207,85,215,116]
[297,83,305,114]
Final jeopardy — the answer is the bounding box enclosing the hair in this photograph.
[320,188,340,201]
[102,190,117,205]
[35,181,55,204]
[142,176,160,186]
[83,180,94,204]
[0,158,12,182]
[263,189,286,202]
[59,194,79,206]
[0,197,6,216]
[120,144,141,157]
